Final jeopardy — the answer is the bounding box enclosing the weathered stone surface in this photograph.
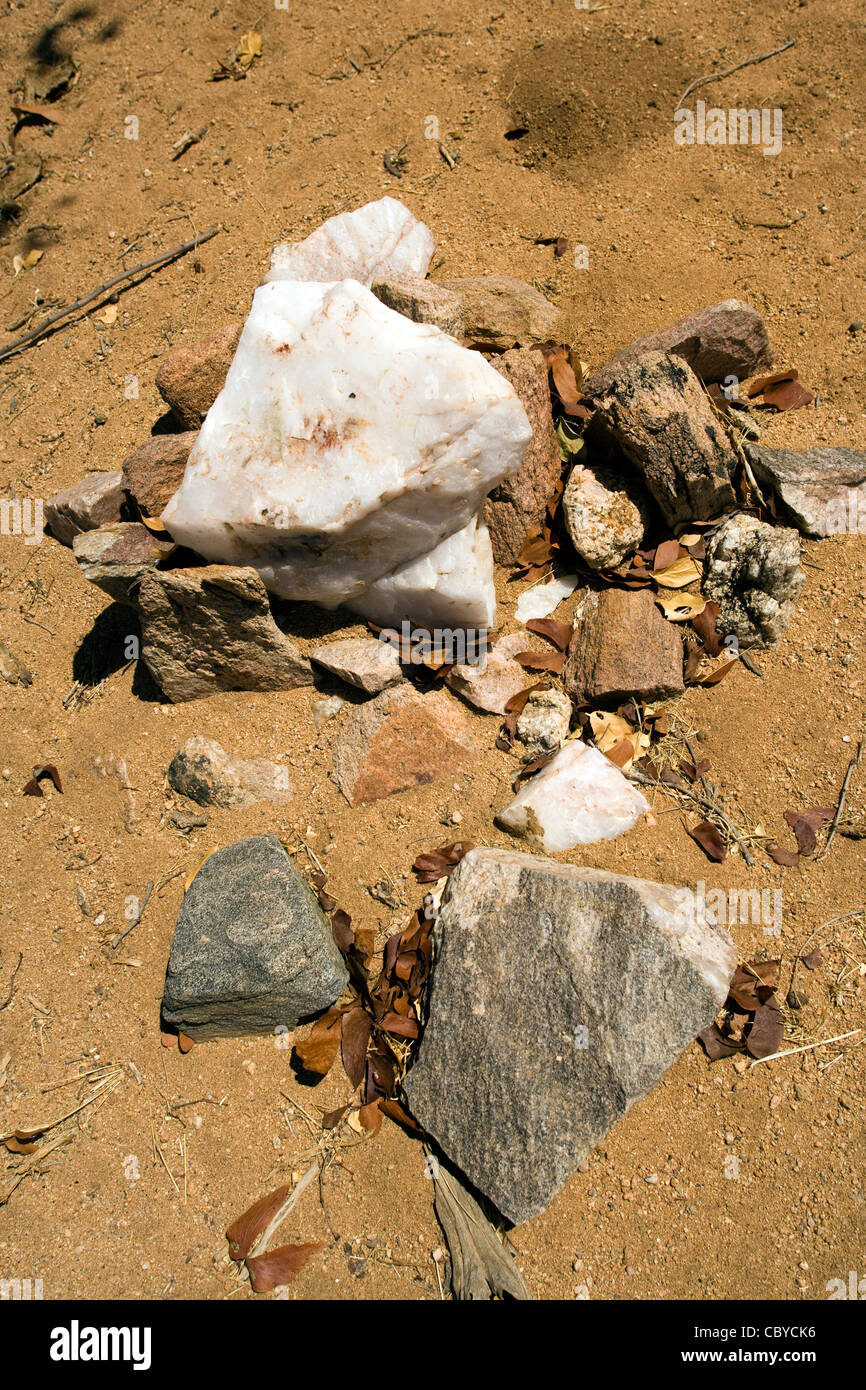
[564,588,685,705]
[583,300,773,397]
[591,351,738,525]
[332,685,478,806]
[168,736,293,808]
[122,431,199,517]
[446,631,533,715]
[311,636,403,694]
[371,273,463,336]
[161,833,348,1040]
[155,325,241,429]
[404,847,736,1223]
[265,197,434,287]
[703,513,804,648]
[440,276,559,350]
[138,565,313,702]
[45,471,123,547]
[161,280,531,614]
[73,522,174,604]
[350,517,497,631]
[747,444,866,538]
[516,688,572,758]
[0,641,32,686]
[562,460,649,569]
[496,740,648,851]
[484,348,563,563]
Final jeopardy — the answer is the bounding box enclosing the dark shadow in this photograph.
[150,411,186,437]
[29,8,95,67]
[73,602,138,686]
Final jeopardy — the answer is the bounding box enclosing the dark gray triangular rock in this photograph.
[747,444,866,538]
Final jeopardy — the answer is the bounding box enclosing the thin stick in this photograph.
[820,737,864,859]
[252,1161,319,1256]
[111,882,154,949]
[0,228,219,365]
[677,38,796,107]
[0,952,22,1011]
[749,1028,862,1067]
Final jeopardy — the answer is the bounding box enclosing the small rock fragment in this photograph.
[591,351,738,525]
[583,300,773,397]
[440,275,559,350]
[168,736,293,808]
[514,573,580,623]
[496,739,648,851]
[371,273,464,336]
[485,348,564,564]
[703,513,804,648]
[332,686,478,806]
[311,636,403,694]
[138,565,313,702]
[747,445,866,538]
[155,324,241,429]
[446,631,534,714]
[564,589,685,705]
[122,431,199,517]
[45,471,123,547]
[314,695,345,731]
[563,460,649,570]
[516,688,572,758]
[73,522,175,604]
[0,641,32,686]
[161,834,348,1040]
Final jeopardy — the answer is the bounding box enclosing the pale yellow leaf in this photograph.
[655,591,707,621]
[652,555,702,589]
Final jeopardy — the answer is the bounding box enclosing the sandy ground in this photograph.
[0,0,864,1301]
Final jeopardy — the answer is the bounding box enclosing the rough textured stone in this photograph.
[0,642,32,686]
[168,736,293,808]
[73,522,175,604]
[747,444,866,538]
[350,517,497,631]
[122,431,198,517]
[496,740,648,851]
[591,351,738,525]
[265,197,433,287]
[332,685,478,806]
[45,471,123,547]
[371,272,463,336]
[583,300,773,397]
[516,688,572,758]
[138,565,313,702]
[564,589,685,705]
[155,324,241,429]
[446,631,534,715]
[311,636,403,694]
[161,834,347,1040]
[404,847,736,1223]
[562,459,649,569]
[484,348,563,563]
[440,276,559,350]
[703,513,804,648]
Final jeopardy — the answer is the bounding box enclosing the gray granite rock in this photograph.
[161,834,348,1040]
[440,276,559,350]
[704,512,804,648]
[562,459,649,570]
[311,636,403,693]
[747,444,866,538]
[516,688,572,758]
[370,273,464,337]
[404,847,735,1223]
[168,736,293,808]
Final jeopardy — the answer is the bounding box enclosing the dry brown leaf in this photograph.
[245,1242,322,1293]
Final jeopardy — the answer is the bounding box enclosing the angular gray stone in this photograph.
[404,847,736,1224]
[703,513,804,648]
[370,273,464,336]
[590,351,738,526]
[583,300,773,397]
[138,565,313,702]
[162,834,348,1040]
[168,736,293,808]
[73,521,175,604]
[562,459,649,570]
[747,444,866,538]
[516,688,572,758]
[45,471,123,547]
[440,276,559,350]
[311,636,403,694]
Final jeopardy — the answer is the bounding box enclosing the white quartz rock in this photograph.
[162,279,532,608]
[515,572,580,622]
[495,739,648,851]
[351,517,496,631]
[265,197,434,286]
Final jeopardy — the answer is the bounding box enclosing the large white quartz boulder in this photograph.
[162,278,531,610]
[264,197,434,287]
[496,739,648,851]
[351,516,496,631]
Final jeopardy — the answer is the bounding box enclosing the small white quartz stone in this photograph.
[351,517,496,631]
[495,739,648,852]
[264,197,434,286]
[515,572,580,622]
[162,279,531,608]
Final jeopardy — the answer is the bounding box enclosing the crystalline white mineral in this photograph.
[351,517,496,631]
[495,739,648,852]
[264,197,434,287]
[163,278,531,610]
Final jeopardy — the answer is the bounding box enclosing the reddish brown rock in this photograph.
[484,348,562,563]
[564,588,684,705]
[45,471,123,547]
[155,325,241,429]
[73,522,175,604]
[332,685,479,805]
[583,300,773,397]
[122,432,198,517]
[440,276,559,350]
